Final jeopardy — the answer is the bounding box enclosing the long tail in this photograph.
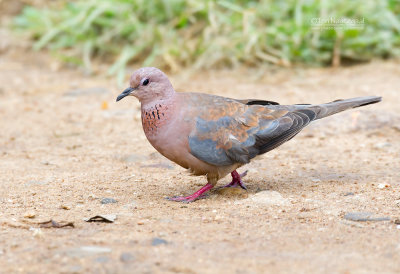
[310,96,382,120]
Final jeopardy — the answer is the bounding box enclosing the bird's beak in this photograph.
[116,87,136,102]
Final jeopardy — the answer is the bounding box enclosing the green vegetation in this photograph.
[13,0,400,83]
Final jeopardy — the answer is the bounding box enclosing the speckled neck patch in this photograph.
[141,103,171,136]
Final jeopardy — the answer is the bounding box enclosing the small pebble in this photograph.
[344,212,390,222]
[373,142,391,149]
[101,198,117,204]
[79,246,112,254]
[65,246,111,257]
[151,238,168,246]
[23,211,36,218]
[30,228,43,238]
[120,252,135,263]
[61,205,70,210]
[95,256,109,263]
[377,183,390,189]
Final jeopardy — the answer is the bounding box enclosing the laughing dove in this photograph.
[116,67,381,202]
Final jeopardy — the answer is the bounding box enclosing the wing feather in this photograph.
[188,99,318,167]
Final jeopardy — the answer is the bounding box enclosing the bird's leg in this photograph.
[167,175,218,203]
[166,183,214,203]
[220,170,248,190]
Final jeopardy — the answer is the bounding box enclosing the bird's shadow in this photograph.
[236,168,367,195]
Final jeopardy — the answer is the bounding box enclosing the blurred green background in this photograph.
[11,0,400,83]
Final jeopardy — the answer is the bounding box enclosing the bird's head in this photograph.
[116,67,174,104]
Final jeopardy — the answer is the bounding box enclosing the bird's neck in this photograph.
[141,98,175,138]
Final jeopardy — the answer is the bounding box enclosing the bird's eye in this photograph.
[142,79,149,86]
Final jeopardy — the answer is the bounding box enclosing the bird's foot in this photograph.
[219,170,248,190]
[166,183,214,203]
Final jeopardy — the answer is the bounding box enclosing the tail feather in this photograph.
[310,96,382,120]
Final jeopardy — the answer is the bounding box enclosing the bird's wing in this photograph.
[188,102,318,167]
[187,94,381,167]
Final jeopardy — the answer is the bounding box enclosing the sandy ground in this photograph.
[1,27,400,273]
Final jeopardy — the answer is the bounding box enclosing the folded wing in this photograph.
[188,102,317,166]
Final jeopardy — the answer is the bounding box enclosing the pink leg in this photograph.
[166,183,214,203]
[220,170,248,190]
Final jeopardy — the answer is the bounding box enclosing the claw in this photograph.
[219,170,248,190]
[240,170,248,178]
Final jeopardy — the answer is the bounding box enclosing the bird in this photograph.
[116,67,381,203]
